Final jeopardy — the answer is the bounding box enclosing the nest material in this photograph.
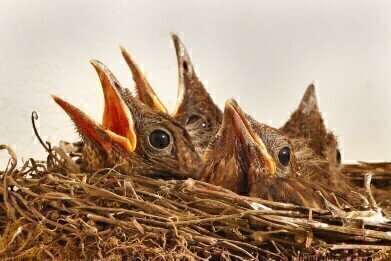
[341,162,391,215]
[0,144,390,260]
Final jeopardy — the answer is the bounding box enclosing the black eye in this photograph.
[336,149,341,163]
[187,115,211,130]
[278,147,291,166]
[149,130,170,149]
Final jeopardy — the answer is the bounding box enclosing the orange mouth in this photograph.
[53,61,139,154]
[91,60,137,152]
[52,95,113,153]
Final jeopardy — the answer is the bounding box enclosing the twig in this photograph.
[31,111,49,152]
[364,172,380,212]
[0,144,17,172]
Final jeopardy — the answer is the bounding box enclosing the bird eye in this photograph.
[336,149,341,163]
[149,130,170,149]
[278,147,291,166]
[186,115,211,129]
[186,115,201,125]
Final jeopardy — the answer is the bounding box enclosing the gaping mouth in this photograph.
[224,99,276,175]
[53,61,138,154]
[120,46,168,114]
[119,34,196,118]
[52,95,115,153]
[91,60,137,152]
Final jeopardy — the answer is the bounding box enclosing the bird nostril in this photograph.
[182,61,189,72]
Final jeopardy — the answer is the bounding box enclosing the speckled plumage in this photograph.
[200,99,297,194]
[280,84,351,190]
[201,99,361,208]
[250,177,338,209]
[281,84,340,169]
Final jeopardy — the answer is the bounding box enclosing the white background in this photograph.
[0,0,390,167]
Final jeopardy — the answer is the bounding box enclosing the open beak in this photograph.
[120,46,168,114]
[90,60,137,152]
[52,95,135,153]
[224,99,276,176]
[170,33,194,117]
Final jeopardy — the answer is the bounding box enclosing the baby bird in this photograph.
[279,84,354,191]
[200,99,297,192]
[53,60,200,178]
[200,99,351,208]
[170,33,223,156]
[119,34,222,157]
[281,83,341,169]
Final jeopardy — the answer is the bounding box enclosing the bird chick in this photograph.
[171,33,223,156]
[279,84,354,191]
[53,60,200,178]
[281,83,341,169]
[200,99,348,208]
[200,99,297,193]
[119,35,222,158]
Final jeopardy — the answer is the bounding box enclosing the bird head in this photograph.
[281,83,341,169]
[170,33,223,156]
[119,35,222,157]
[200,99,297,194]
[53,60,201,177]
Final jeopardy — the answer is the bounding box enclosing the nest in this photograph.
[0,114,389,260]
[0,143,389,261]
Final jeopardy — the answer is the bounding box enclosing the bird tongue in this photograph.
[120,46,168,114]
[90,60,137,152]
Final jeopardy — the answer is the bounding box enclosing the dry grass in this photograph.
[0,143,390,260]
